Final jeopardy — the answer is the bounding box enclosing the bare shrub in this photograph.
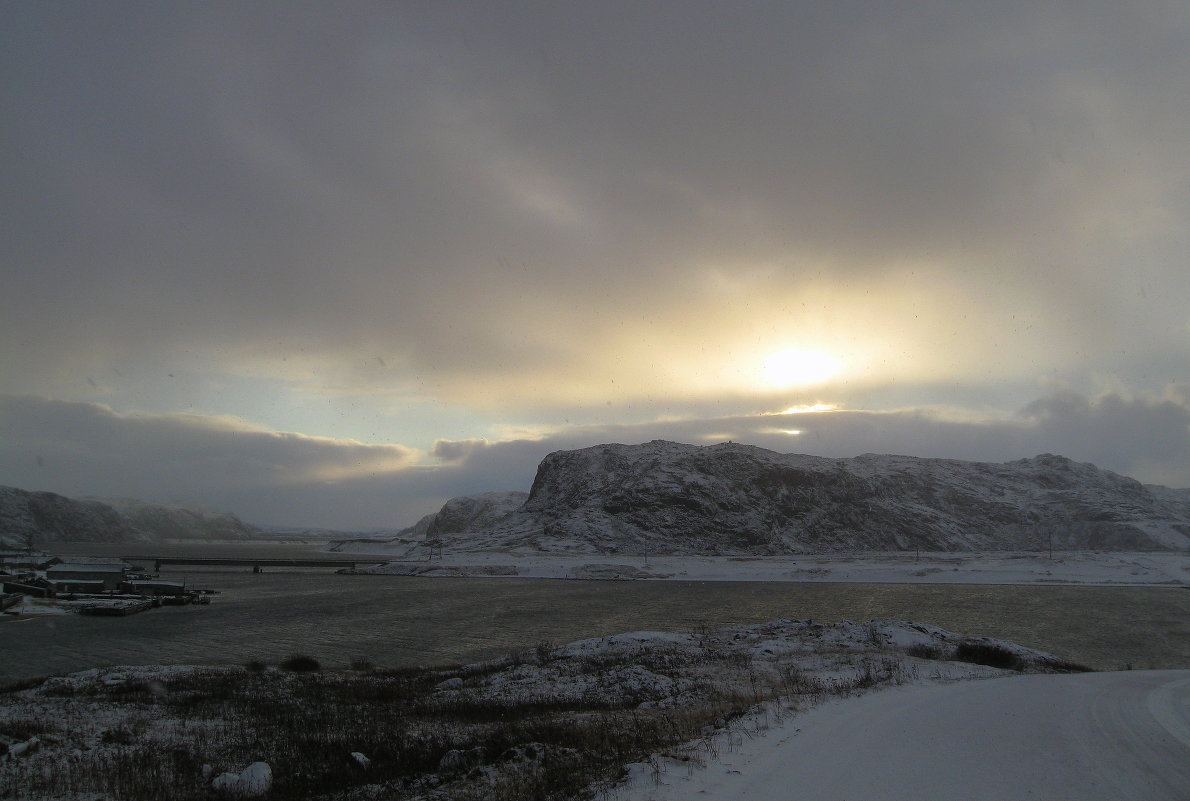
[904,642,946,660]
[952,641,1022,670]
[280,654,321,672]
[1037,656,1092,673]
[534,639,560,665]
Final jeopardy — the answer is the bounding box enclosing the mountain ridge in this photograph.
[0,485,261,548]
[394,441,1190,555]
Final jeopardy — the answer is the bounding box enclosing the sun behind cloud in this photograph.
[760,348,842,388]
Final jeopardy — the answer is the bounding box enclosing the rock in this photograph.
[350,751,370,768]
[434,677,463,691]
[5,736,40,758]
[211,761,272,796]
[437,749,466,772]
[437,746,485,773]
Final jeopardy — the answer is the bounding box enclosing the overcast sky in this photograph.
[3,2,1188,528]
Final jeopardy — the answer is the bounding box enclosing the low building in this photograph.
[45,562,127,591]
[0,549,51,572]
[48,578,108,594]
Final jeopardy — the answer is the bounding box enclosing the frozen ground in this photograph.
[346,549,1189,586]
[0,619,1098,800]
[607,670,1190,801]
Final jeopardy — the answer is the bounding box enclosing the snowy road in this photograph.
[625,670,1190,801]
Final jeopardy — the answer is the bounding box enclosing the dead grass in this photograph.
[0,620,1087,800]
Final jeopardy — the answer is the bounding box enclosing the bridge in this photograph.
[120,555,390,573]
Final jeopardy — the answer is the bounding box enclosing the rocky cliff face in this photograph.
[0,486,260,548]
[425,441,1190,554]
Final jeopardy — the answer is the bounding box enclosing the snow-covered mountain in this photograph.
[0,486,261,548]
[90,496,261,542]
[424,491,530,538]
[402,441,1190,554]
[327,491,530,555]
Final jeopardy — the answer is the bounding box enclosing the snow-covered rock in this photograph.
[438,746,486,773]
[211,761,272,796]
[2,736,40,759]
[409,441,1190,554]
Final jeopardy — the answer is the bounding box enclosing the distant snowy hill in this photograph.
[329,491,528,555]
[91,496,261,542]
[377,441,1190,555]
[0,486,261,548]
[424,491,531,538]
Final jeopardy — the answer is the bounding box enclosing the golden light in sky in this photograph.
[760,348,842,388]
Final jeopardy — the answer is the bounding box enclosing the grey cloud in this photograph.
[3,2,1188,403]
[431,438,489,464]
[1018,390,1190,486]
[0,395,417,506]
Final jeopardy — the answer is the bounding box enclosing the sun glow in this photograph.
[760,348,841,388]
[775,402,839,415]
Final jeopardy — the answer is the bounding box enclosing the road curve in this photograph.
[646,670,1190,801]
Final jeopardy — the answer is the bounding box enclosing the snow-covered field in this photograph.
[1,618,1120,800]
[607,670,1190,801]
[346,549,1189,586]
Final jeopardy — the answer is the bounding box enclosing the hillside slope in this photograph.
[417,441,1190,554]
[0,486,260,548]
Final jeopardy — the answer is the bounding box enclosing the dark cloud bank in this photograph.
[2,392,1186,529]
[2,2,1188,405]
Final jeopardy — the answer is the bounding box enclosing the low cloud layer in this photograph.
[3,391,1185,529]
[0,395,416,509]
